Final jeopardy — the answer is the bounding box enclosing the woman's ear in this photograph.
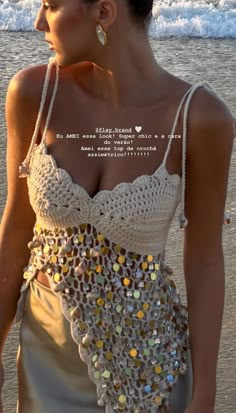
[92,0,118,31]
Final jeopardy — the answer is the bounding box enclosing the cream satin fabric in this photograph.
[16,278,193,413]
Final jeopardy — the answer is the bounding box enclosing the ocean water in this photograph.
[0,23,236,413]
[0,0,236,37]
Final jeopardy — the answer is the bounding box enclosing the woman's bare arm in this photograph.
[0,66,44,357]
[184,87,235,407]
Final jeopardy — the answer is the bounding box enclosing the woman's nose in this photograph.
[34,8,48,31]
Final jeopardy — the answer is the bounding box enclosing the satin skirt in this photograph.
[16,278,193,413]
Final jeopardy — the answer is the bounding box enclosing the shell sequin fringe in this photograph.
[17,222,190,413]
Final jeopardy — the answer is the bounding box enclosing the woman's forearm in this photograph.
[185,250,225,404]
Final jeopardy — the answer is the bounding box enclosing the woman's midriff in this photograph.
[36,269,51,288]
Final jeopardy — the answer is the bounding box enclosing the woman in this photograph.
[0,0,234,412]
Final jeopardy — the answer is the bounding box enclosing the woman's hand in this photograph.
[184,399,215,413]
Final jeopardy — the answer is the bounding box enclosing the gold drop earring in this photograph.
[96,23,107,46]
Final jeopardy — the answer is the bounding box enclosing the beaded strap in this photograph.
[18,56,58,177]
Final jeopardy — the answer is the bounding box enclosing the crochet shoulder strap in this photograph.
[18,56,59,177]
[177,80,229,228]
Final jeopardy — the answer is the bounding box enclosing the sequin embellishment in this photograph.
[23,222,190,412]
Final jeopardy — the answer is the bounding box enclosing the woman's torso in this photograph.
[29,62,192,288]
[18,59,218,411]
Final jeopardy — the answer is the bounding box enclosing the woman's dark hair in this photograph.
[126,0,154,30]
[83,0,154,31]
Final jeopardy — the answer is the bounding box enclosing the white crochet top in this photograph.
[16,57,227,413]
[20,57,214,251]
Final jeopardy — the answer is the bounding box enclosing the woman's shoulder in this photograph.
[166,69,234,131]
[184,77,234,188]
[8,63,53,104]
[186,80,234,136]
[5,64,53,151]
[164,69,230,111]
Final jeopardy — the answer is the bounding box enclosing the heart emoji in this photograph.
[135,126,142,133]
